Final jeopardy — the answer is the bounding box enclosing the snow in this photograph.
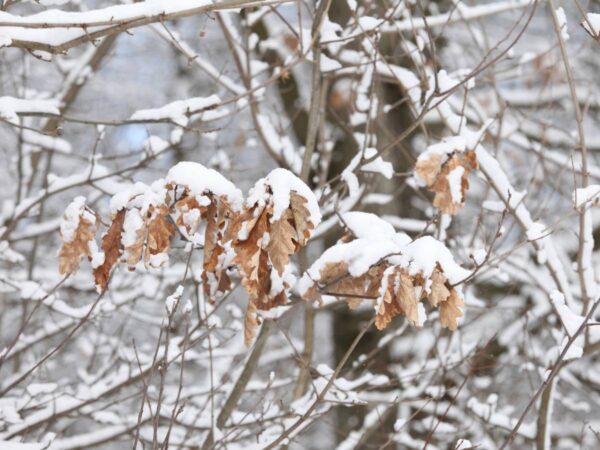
[0,97,60,123]
[0,441,46,450]
[22,130,71,154]
[0,0,230,50]
[413,136,467,186]
[361,149,394,179]
[398,236,471,284]
[121,209,144,249]
[573,185,600,209]
[299,233,406,293]
[467,397,536,439]
[555,7,569,41]
[0,36,11,48]
[300,221,469,296]
[142,136,170,157]
[20,281,48,301]
[550,290,584,337]
[472,249,487,265]
[25,383,57,396]
[455,439,474,450]
[109,181,165,215]
[130,95,222,126]
[255,114,302,174]
[377,0,534,35]
[341,212,396,239]
[166,161,243,210]
[381,215,429,233]
[559,336,583,361]
[320,54,341,72]
[475,144,576,309]
[526,222,548,242]
[60,196,95,242]
[342,148,393,198]
[148,252,169,268]
[165,285,184,315]
[246,168,321,225]
[583,13,600,37]
[482,200,506,213]
[447,166,465,203]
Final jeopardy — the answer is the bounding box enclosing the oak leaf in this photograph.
[244,301,260,346]
[397,269,418,325]
[145,205,175,267]
[416,150,477,215]
[376,283,403,330]
[290,192,313,246]
[59,215,97,275]
[174,195,205,235]
[415,152,443,186]
[122,209,146,268]
[202,199,233,301]
[428,268,450,307]
[233,206,269,300]
[440,289,464,331]
[94,209,125,291]
[267,208,297,275]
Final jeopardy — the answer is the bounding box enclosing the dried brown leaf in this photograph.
[415,152,442,186]
[233,207,269,300]
[375,283,403,330]
[94,209,125,291]
[145,204,175,267]
[59,216,97,275]
[123,209,145,268]
[397,270,418,325]
[244,301,260,346]
[267,208,297,275]
[202,199,232,301]
[290,192,313,246]
[174,195,205,235]
[440,289,464,331]
[428,269,450,307]
[418,151,478,215]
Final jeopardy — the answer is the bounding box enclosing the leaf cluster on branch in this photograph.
[58,162,470,344]
[58,162,322,344]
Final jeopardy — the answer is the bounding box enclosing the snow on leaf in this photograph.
[415,145,477,215]
[58,197,97,275]
[228,170,320,344]
[174,195,206,236]
[166,161,243,211]
[144,204,175,268]
[301,214,467,331]
[122,208,145,268]
[428,268,450,307]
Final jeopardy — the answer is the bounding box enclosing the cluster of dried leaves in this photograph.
[58,173,317,345]
[415,150,477,215]
[303,261,463,332]
[59,165,467,344]
[228,190,315,344]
